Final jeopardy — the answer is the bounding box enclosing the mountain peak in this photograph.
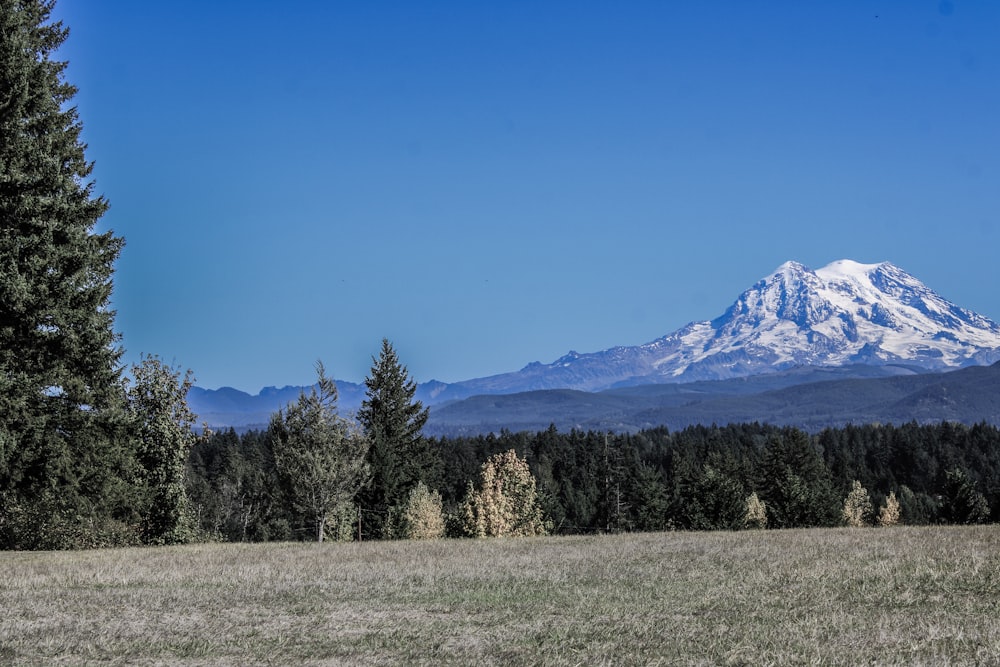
[770,260,814,278]
[816,258,887,278]
[496,258,1000,389]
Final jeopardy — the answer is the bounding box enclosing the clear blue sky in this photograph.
[53,1,999,392]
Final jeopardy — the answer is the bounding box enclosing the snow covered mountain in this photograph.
[191,259,1000,428]
[444,259,1000,394]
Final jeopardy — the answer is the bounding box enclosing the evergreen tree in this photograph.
[757,429,840,529]
[0,1,125,548]
[941,468,990,525]
[674,463,745,531]
[270,362,369,542]
[357,339,433,538]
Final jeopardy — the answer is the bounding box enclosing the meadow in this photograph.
[2,526,998,665]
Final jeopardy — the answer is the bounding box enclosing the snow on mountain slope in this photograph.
[450,259,1000,393]
[193,260,1000,423]
[644,259,1000,380]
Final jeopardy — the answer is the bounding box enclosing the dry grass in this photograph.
[2,526,999,665]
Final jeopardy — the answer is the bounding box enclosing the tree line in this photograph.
[187,416,1000,543]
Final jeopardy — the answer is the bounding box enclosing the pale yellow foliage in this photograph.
[744,492,767,529]
[400,482,445,540]
[877,491,902,527]
[461,449,547,538]
[842,480,874,527]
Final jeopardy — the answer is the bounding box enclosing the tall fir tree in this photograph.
[757,429,840,529]
[357,339,434,539]
[0,1,126,548]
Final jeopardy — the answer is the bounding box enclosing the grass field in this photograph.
[2,526,999,665]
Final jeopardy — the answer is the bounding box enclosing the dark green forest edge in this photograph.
[191,419,1000,541]
[2,2,998,550]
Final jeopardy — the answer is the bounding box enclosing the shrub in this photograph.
[399,482,445,540]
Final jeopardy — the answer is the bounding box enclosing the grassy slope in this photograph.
[2,526,999,665]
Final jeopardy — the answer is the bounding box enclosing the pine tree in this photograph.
[757,429,840,529]
[941,468,990,525]
[0,1,125,548]
[357,339,433,538]
[270,362,369,542]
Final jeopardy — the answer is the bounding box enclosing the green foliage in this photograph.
[895,484,938,525]
[0,489,140,550]
[357,339,435,539]
[127,356,199,545]
[757,429,840,529]
[941,468,990,525]
[270,362,370,542]
[674,462,746,531]
[186,428,294,542]
[0,1,127,549]
[184,420,1000,542]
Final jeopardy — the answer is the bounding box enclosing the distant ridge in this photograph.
[425,362,1000,436]
[190,260,1000,431]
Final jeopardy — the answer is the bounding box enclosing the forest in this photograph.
[187,418,1000,542]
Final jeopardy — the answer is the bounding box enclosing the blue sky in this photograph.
[54,1,999,392]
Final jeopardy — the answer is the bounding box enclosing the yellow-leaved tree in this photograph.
[744,491,768,529]
[877,491,901,527]
[461,449,547,537]
[842,480,874,527]
[399,481,445,540]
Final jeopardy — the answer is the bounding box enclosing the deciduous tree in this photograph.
[841,480,873,527]
[399,481,445,540]
[127,356,198,544]
[744,492,767,529]
[461,449,547,538]
[877,491,901,527]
